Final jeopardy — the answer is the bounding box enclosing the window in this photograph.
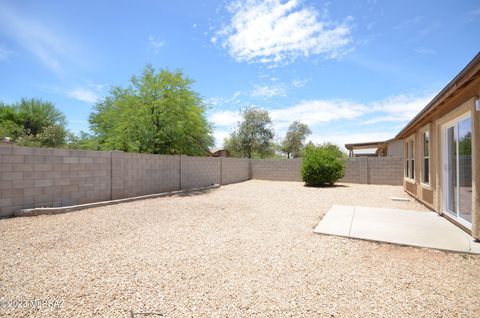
[405,139,415,179]
[422,131,430,184]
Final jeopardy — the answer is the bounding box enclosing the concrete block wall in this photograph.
[251,159,302,181]
[0,142,404,217]
[0,144,111,217]
[112,152,180,199]
[340,158,368,184]
[0,144,251,217]
[221,158,250,185]
[340,157,403,185]
[181,156,221,189]
[367,157,404,185]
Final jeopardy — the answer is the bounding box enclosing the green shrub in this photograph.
[301,144,346,186]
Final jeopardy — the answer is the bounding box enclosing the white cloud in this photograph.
[208,92,435,147]
[270,99,369,128]
[291,78,308,88]
[149,35,165,54]
[0,5,79,73]
[67,88,99,104]
[215,0,352,65]
[206,91,243,107]
[365,93,434,124]
[213,128,234,147]
[251,84,287,98]
[209,110,242,127]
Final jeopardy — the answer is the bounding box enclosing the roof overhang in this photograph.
[396,52,480,139]
[344,138,396,151]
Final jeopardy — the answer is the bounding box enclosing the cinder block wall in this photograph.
[367,157,404,185]
[251,159,302,181]
[340,158,368,184]
[221,158,250,185]
[0,143,251,217]
[248,157,403,185]
[0,142,403,217]
[180,156,221,189]
[112,152,180,199]
[340,157,403,185]
[0,144,111,217]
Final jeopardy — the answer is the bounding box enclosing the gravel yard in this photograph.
[1,180,479,317]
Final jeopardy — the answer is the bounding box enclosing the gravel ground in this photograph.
[1,180,479,317]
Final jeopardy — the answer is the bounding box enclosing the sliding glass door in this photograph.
[444,116,472,225]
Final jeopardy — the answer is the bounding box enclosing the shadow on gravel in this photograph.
[303,184,349,188]
[177,187,216,197]
[130,310,164,317]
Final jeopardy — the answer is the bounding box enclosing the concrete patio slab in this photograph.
[314,205,480,254]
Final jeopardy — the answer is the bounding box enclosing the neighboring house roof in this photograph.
[396,51,480,139]
[344,138,396,151]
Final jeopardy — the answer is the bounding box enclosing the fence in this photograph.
[0,143,404,217]
[251,157,404,186]
[341,157,404,185]
[0,144,249,217]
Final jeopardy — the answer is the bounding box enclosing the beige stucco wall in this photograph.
[403,85,480,239]
[386,140,403,157]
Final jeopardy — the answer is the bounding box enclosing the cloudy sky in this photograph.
[1,0,479,148]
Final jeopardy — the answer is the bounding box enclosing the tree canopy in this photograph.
[0,98,67,147]
[89,65,213,155]
[224,106,274,158]
[280,121,312,158]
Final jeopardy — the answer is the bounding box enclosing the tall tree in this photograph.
[224,106,274,158]
[281,121,312,158]
[0,98,67,147]
[89,65,213,155]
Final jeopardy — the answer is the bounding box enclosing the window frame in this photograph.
[404,135,415,181]
[421,125,430,186]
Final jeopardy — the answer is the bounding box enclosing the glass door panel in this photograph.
[444,116,472,225]
[446,125,457,215]
[458,117,472,223]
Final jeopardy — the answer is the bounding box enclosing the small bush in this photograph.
[301,144,345,186]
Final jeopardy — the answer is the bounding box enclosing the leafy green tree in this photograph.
[281,121,312,158]
[65,131,101,150]
[0,98,67,148]
[0,103,22,139]
[224,106,274,158]
[89,65,213,155]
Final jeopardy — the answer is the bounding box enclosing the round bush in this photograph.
[301,145,345,186]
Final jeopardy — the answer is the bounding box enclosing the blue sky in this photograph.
[1,0,479,149]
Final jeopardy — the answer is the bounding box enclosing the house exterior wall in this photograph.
[386,140,403,157]
[402,80,480,239]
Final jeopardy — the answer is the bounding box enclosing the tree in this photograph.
[281,121,312,158]
[224,106,274,158]
[0,98,68,148]
[89,65,213,155]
